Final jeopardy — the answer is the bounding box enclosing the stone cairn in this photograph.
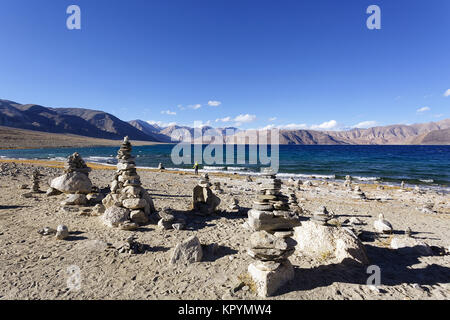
[344,175,352,189]
[192,173,221,215]
[65,152,91,176]
[49,152,94,205]
[287,189,303,214]
[311,206,332,225]
[246,170,301,297]
[228,198,240,212]
[101,137,156,229]
[352,185,367,200]
[31,169,43,192]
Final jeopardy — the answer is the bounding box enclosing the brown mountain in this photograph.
[1,98,449,145]
[0,99,164,142]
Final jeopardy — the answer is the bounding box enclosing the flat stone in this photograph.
[122,198,147,210]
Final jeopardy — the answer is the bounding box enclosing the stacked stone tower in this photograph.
[32,169,42,192]
[192,173,221,215]
[246,170,302,297]
[101,137,156,228]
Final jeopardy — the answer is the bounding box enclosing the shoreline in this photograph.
[1,157,448,193]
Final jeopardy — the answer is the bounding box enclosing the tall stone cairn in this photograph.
[101,137,156,228]
[32,169,42,192]
[246,169,301,297]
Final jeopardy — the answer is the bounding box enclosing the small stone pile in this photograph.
[228,198,240,212]
[352,185,367,200]
[157,207,186,230]
[344,175,352,188]
[245,170,301,297]
[101,137,156,229]
[31,169,43,192]
[212,181,224,194]
[311,206,332,225]
[287,190,303,214]
[192,173,221,215]
[65,152,91,176]
[116,236,145,254]
[50,152,93,197]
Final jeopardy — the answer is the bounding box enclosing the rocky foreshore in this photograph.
[0,159,449,300]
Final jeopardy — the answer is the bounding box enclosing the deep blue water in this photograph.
[1,145,449,188]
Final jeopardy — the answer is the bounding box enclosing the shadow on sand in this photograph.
[279,244,450,296]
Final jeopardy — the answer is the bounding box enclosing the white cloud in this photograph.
[208,100,221,107]
[147,120,177,128]
[268,117,277,121]
[310,120,339,130]
[161,110,177,115]
[188,104,202,110]
[215,116,232,123]
[234,114,256,123]
[260,124,276,130]
[352,120,377,129]
[416,106,430,113]
[281,123,308,130]
[444,89,450,97]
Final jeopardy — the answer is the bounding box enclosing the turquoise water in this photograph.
[1,145,449,189]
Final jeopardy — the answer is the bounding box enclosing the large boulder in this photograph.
[170,236,203,264]
[293,221,369,265]
[101,206,130,228]
[50,172,92,194]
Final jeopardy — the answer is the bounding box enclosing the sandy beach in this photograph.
[0,159,449,300]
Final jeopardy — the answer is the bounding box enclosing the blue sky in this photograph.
[0,0,449,130]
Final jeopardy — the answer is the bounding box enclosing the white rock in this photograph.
[390,237,434,256]
[101,206,130,228]
[55,225,69,240]
[122,198,147,210]
[293,221,369,265]
[170,236,203,264]
[50,172,92,194]
[248,260,294,297]
[61,193,87,206]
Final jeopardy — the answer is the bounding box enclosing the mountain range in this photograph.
[1,99,449,145]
